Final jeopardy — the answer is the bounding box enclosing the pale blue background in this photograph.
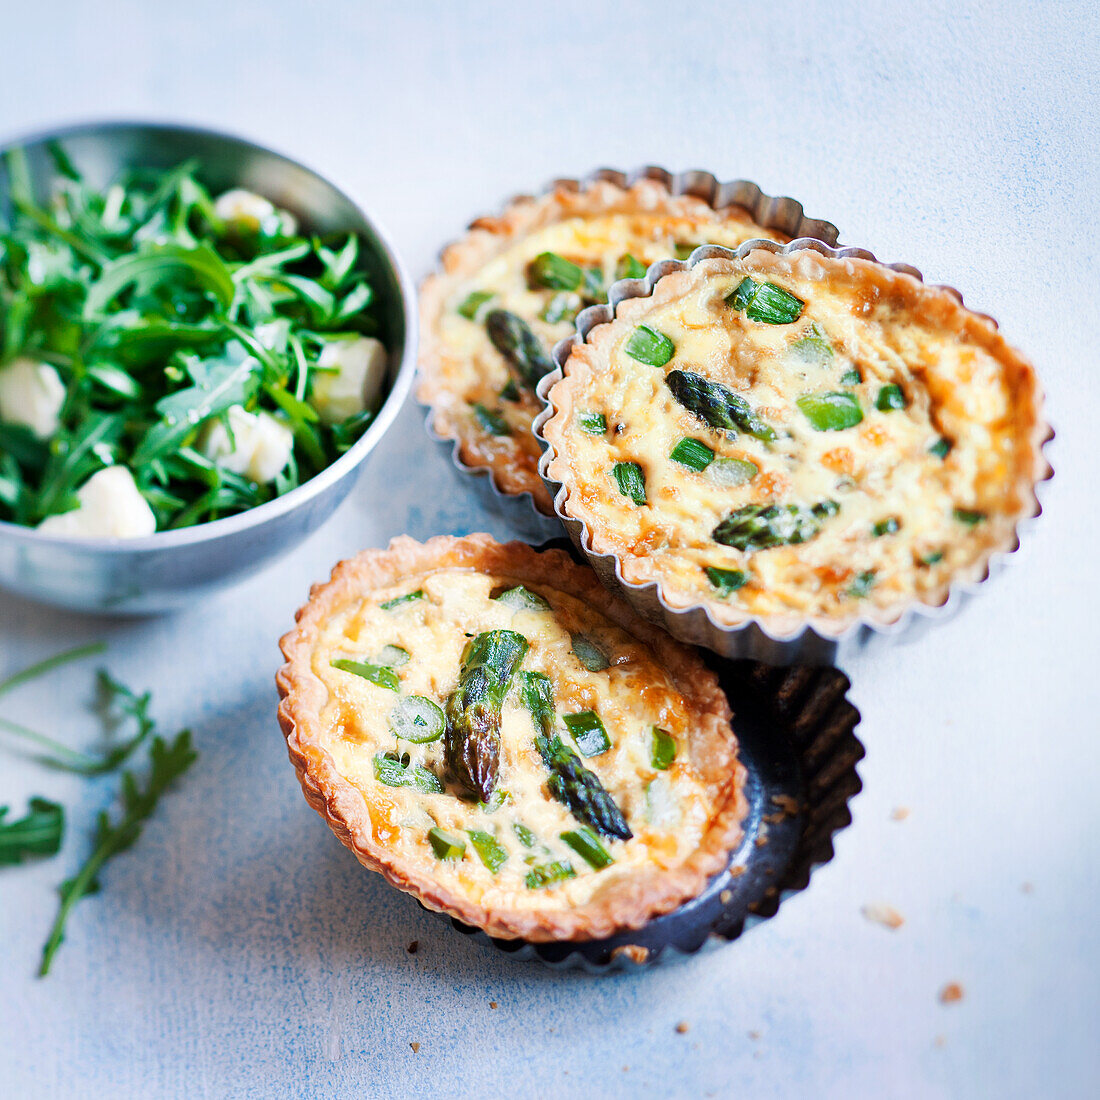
[1,2,1098,1097]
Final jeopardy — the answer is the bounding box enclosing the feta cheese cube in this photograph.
[199,405,294,483]
[310,337,388,424]
[214,188,297,237]
[37,466,157,539]
[0,357,66,438]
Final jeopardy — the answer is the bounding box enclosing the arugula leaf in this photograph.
[38,728,198,976]
[0,798,64,866]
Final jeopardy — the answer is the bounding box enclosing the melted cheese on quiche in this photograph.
[550,251,1038,622]
[310,568,727,910]
[430,208,786,495]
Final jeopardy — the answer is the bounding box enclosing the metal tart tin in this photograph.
[420,168,841,545]
[533,239,1054,666]
[439,649,864,971]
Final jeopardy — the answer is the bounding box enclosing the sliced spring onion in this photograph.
[387,696,445,743]
[380,590,424,611]
[562,711,611,757]
[797,392,863,431]
[921,550,944,565]
[513,822,536,848]
[953,507,986,525]
[791,323,833,364]
[669,437,714,471]
[541,292,581,324]
[612,461,646,506]
[492,585,550,611]
[650,726,677,770]
[525,860,576,889]
[624,325,674,367]
[708,457,759,487]
[872,517,901,537]
[560,826,614,870]
[840,367,862,385]
[726,277,804,324]
[848,571,877,598]
[467,829,508,872]
[582,267,605,300]
[373,751,443,793]
[528,251,582,292]
[578,410,607,435]
[331,659,399,691]
[705,566,748,596]
[615,253,647,281]
[473,403,511,436]
[376,644,409,667]
[929,437,953,459]
[674,242,698,260]
[478,787,509,814]
[500,379,520,402]
[428,826,466,860]
[570,634,609,672]
[875,384,907,411]
[457,290,494,320]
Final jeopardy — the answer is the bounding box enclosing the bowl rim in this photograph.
[0,117,417,552]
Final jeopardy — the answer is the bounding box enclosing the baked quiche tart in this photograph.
[540,248,1048,635]
[418,177,813,514]
[277,534,746,942]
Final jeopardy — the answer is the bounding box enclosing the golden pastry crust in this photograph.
[418,179,792,514]
[277,534,747,942]
[541,251,1049,636]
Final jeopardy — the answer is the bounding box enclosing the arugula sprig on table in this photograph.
[0,642,198,976]
[0,144,382,529]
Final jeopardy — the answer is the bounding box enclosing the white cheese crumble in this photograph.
[310,337,388,424]
[0,357,66,438]
[199,405,294,483]
[213,188,297,236]
[37,466,157,539]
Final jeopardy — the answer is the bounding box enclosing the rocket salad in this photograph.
[0,143,388,535]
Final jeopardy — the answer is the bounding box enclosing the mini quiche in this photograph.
[418,178,798,513]
[277,534,746,942]
[541,249,1048,633]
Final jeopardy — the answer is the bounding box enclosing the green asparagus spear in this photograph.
[665,370,776,441]
[712,501,839,552]
[485,309,555,390]
[521,672,631,841]
[444,629,528,800]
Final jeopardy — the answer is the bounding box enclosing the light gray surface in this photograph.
[1,2,1097,1097]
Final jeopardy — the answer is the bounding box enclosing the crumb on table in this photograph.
[676,1021,690,1034]
[939,982,964,1005]
[890,806,911,821]
[861,902,905,930]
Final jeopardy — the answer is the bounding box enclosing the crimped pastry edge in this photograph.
[276,533,748,942]
[534,241,1054,663]
[417,169,840,519]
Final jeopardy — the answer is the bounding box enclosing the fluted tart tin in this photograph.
[418,168,841,545]
[441,652,864,971]
[533,239,1054,666]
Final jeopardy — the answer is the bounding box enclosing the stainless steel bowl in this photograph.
[0,121,416,613]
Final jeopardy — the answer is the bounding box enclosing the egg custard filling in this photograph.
[278,536,745,941]
[542,251,1046,628]
[418,180,792,511]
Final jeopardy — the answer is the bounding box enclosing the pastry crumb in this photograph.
[489,1002,497,1009]
[611,944,649,964]
[729,865,746,878]
[771,793,800,815]
[754,834,768,848]
[410,1042,420,1053]
[890,806,910,821]
[861,902,905,930]
[762,811,786,825]
[676,1021,690,1034]
[720,889,733,905]
[939,982,964,1005]
[406,940,418,954]
[748,1030,761,1041]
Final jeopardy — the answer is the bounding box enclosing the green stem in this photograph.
[0,642,106,699]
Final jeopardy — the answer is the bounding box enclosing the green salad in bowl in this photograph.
[0,142,389,537]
